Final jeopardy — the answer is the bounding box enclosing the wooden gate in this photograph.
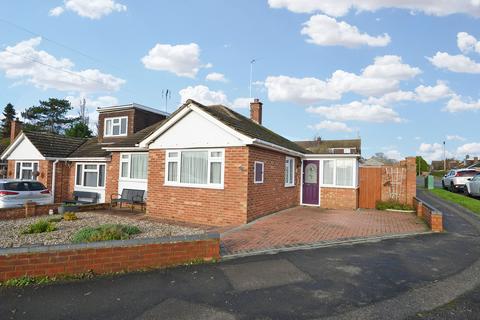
[359,167,382,209]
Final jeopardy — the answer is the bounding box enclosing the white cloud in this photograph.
[457,143,480,157]
[49,6,64,16]
[385,149,402,161]
[446,134,466,141]
[366,90,416,105]
[457,32,480,54]
[428,52,480,73]
[265,55,420,104]
[232,97,253,109]
[307,101,402,123]
[301,14,390,48]
[417,142,451,162]
[50,0,127,19]
[267,0,480,17]
[179,85,229,106]
[205,72,227,82]
[141,43,203,78]
[444,95,480,112]
[265,75,340,104]
[66,95,119,109]
[0,37,125,93]
[308,120,353,132]
[414,81,453,102]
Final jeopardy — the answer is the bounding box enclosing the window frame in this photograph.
[104,116,128,137]
[285,157,295,187]
[74,163,106,188]
[164,148,225,189]
[319,158,356,188]
[254,161,264,184]
[15,161,39,180]
[119,153,149,181]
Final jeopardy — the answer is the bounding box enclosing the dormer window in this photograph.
[104,116,127,137]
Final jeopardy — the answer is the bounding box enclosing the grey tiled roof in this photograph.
[23,131,86,158]
[110,120,166,148]
[295,139,361,154]
[189,100,308,154]
[68,138,111,158]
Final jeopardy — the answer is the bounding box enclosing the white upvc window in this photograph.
[254,161,264,184]
[165,149,224,189]
[285,157,295,187]
[104,116,128,137]
[120,153,148,180]
[321,158,355,188]
[75,163,106,188]
[15,161,39,180]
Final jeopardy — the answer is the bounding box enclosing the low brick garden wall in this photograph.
[413,197,443,232]
[0,233,220,282]
[0,202,110,220]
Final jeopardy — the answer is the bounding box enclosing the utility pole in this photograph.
[443,141,446,171]
[161,89,171,112]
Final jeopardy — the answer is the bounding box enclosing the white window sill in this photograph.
[284,184,295,188]
[164,182,224,190]
[104,134,127,138]
[119,178,148,183]
[74,185,106,190]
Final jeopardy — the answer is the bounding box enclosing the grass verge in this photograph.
[428,188,480,215]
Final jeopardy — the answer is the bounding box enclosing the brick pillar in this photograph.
[25,202,36,217]
[405,157,417,206]
[105,153,119,203]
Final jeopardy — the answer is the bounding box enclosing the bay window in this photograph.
[321,159,355,187]
[166,149,224,188]
[285,157,295,187]
[15,161,39,180]
[75,163,105,188]
[104,116,127,137]
[120,153,148,180]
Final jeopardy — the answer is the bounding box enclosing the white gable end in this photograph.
[8,137,44,160]
[149,110,247,149]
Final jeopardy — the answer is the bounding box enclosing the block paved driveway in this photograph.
[221,206,428,256]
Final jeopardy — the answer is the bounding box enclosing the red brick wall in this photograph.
[413,197,443,232]
[246,147,300,221]
[105,153,120,203]
[147,148,249,226]
[0,237,220,282]
[321,187,358,210]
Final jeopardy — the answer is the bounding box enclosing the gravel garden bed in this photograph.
[0,212,204,248]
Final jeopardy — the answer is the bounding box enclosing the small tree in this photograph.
[1,103,17,138]
[21,98,78,134]
[65,121,93,138]
[416,156,429,175]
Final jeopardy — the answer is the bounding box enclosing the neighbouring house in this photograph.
[1,103,168,203]
[1,99,361,226]
[431,159,460,171]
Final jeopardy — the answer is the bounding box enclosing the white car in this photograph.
[0,180,53,208]
[442,169,478,192]
[465,173,480,197]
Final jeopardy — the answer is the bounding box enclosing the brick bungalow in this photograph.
[1,99,361,226]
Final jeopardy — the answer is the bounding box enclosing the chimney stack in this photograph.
[10,119,22,143]
[250,98,262,125]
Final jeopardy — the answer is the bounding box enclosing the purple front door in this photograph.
[302,160,319,205]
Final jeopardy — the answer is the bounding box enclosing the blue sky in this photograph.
[1,0,480,161]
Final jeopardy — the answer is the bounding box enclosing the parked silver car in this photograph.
[465,173,480,197]
[0,180,53,208]
[441,169,478,192]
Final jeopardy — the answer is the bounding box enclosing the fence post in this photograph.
[24,202,37,218]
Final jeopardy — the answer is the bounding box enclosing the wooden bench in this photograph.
[110,189,145,211]
[64,191,99,205]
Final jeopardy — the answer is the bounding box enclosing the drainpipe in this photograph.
[51,160,59,203]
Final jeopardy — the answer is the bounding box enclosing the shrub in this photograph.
[48,217,62,223]
[376,200,414,211]
[63,212,78,221]
[72,224,141,243]
[22,220,57,234]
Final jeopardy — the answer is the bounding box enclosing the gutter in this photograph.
[251,139,305,157]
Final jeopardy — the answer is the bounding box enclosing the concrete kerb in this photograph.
[317,190,480,320]
[221,231,433,260]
